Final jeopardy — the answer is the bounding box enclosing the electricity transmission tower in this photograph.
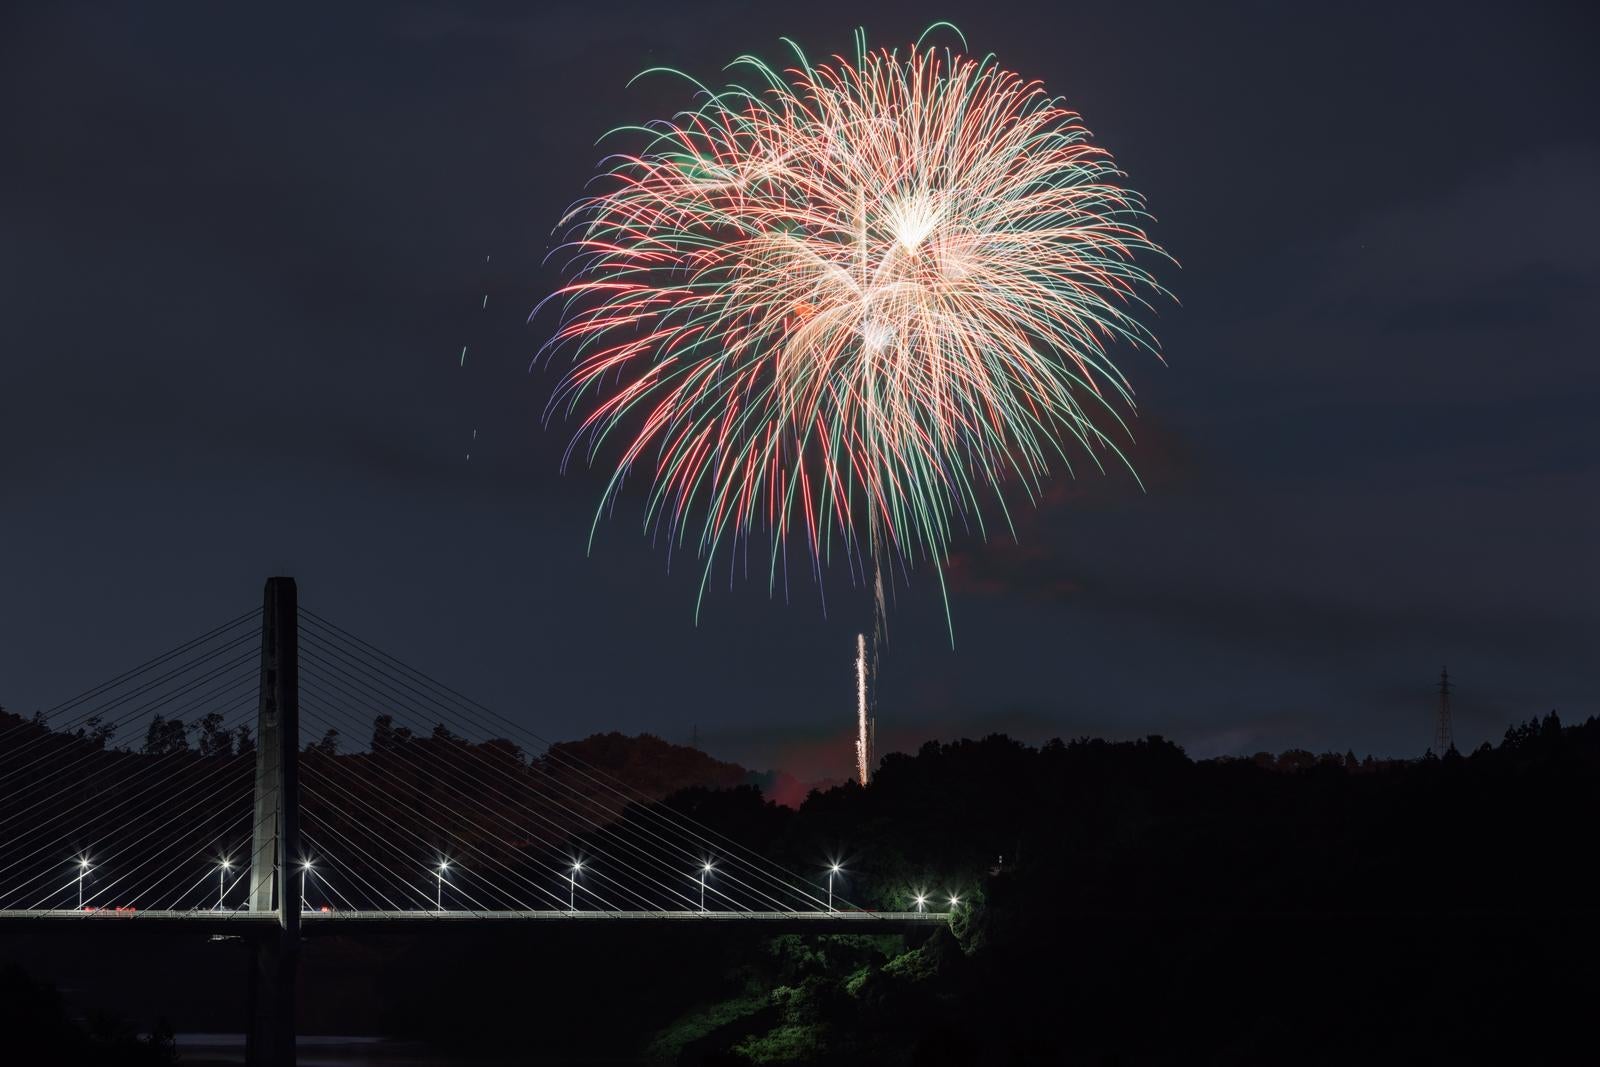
[1434,666,1455,755]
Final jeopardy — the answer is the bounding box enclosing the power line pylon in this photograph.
[1434,666,1455,755]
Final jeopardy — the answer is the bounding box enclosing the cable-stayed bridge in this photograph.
[0,578,940,1065]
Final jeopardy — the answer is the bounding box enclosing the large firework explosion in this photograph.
[543,26,1170,634]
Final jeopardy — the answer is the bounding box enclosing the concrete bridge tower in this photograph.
[247,576,300,1067]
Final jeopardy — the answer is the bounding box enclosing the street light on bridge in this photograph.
[435,861,450,912]
[569,860,582,913]
[826,863,843,913]
[913,891,928,914]
[217,858,233,910]
[77,857,91,910]
[947,893,960,912]
[699,862,714,913]
[300,860,314,910]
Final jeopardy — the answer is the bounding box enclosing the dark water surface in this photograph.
[175,1034,523,1066]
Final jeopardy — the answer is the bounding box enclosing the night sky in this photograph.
[4,1,1595,783]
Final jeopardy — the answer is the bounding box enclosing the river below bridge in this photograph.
[175,1033,527,1066]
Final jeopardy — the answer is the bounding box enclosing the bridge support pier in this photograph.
[247,577,300,1067]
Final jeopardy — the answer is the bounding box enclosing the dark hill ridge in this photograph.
[545,730,752,799]
[0,704,833,812]
[0,709,823,913]
[541,731,847,808]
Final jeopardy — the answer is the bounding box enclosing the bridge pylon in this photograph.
[247,576,300,1067]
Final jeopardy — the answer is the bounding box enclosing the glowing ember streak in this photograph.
[542,25,1171,634]
[855,632,870,786]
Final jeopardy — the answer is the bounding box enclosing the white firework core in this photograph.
[885,192,942,252]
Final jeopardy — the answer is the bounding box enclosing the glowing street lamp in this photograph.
[826,863,843,913]
[947,894,960,912]
[300,860,313,910]
[569,860,582,913]
[77,857,91,910]
[699,862,714,913]
[217,858,233,910]
[435,861,450,912]
[913,891,928,914]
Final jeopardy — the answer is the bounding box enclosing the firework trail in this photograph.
[865,512,885,778]
[460,253,493,460]
[855,631,870,786]
[542,24,1171,637]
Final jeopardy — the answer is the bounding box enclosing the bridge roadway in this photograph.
[0,909,946,935]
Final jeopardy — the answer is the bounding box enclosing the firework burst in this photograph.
[542,25,1171,633]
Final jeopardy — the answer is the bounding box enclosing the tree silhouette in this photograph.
[312,728,339,756]
[141,715,188,755]
[190,712,232,757]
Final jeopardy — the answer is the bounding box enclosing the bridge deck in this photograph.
[0,909,946,935]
